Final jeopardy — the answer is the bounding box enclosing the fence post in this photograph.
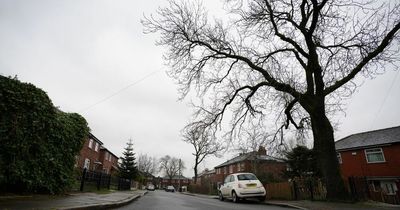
[309,180,314,201]
[97,172,102,190]
[118,178,121,190]
[107,174,111,190]
[80,168,87,192]
[348,176,356,201]
[292,180,298,200]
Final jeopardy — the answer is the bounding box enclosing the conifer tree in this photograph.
[119,139,138,180]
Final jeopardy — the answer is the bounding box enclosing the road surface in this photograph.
[113,190,294,210]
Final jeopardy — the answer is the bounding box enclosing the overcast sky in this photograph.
[1,0,399,177]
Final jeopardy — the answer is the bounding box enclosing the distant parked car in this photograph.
[165,185,175,192]
[147,184,155,191]
[218,173,266,203]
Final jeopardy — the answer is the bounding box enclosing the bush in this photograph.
[0,75,89,194]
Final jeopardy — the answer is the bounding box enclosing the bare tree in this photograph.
[143,0,400,200]
[137,154,157,175]
[234,123,270,154]
[183,121,223,184]
[159,155,186,184]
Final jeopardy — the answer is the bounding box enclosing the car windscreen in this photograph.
[237,174,258,181]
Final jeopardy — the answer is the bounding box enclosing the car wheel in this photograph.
[218,191,224,201]
[232,191,239,203]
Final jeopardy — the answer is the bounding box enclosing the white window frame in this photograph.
[94,142,99,152]
[337,153,342,164]
[84,158,90,169]
[365,148,385,163]
[88,139,93,149]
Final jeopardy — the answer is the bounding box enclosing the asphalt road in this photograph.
[113,190,294,210]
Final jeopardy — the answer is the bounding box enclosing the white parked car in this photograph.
[147,184,155,191]
[218,173,266,203]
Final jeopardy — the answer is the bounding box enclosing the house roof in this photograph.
[214,151,284,168]
[100,146,118,158]
[89,132,103,145]
[138,170,155,178]
[335,126,400,151]
[198,169,215,177]
[163,175,189,180]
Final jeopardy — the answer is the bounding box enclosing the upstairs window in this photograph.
[365,148,385,163]
[94,142,99,152]
[88,139,93,149]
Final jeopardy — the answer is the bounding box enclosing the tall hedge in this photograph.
[0,75,89,194]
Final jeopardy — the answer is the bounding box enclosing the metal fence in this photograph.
[78,168,131,191]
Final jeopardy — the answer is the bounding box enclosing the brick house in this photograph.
[76,133,103,171]
[138,171,156,188]
[214,146,286,184]
[196,168,216,184]
[335,126,400,202]
[76,133,119,174]
[160,175,191,190]
[99,147,119,175]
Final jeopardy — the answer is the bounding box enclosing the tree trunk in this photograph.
[193,162,198,184]
[309,106,349,201]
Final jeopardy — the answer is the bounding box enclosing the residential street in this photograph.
[113,190,293,210]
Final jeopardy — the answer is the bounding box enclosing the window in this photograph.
[84,158,90,169]
[224,166,227,174]
[240,162,245,171]
[237,173,257,181]
[381,181,397,195]
[237,163,241,172]
[229,165,233,174]
[230,175,235,182]
[337,153,342,164]
[88,139,93,149]
[94,142,99,152]
[365,148,385,163]
[108,153,112,161]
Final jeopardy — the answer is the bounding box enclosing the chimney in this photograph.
[257,146,267,155]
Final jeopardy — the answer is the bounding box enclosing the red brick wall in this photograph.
[99,149,118,174]
[76,137,101,171]
[339,144,400,179]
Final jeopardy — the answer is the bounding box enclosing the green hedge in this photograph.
[0,75,89,194]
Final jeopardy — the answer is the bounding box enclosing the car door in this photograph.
[221,175,231,196]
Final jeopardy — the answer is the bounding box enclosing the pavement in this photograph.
[0,190,147,210]
[1,190,399,210]
[180,191,400,210]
